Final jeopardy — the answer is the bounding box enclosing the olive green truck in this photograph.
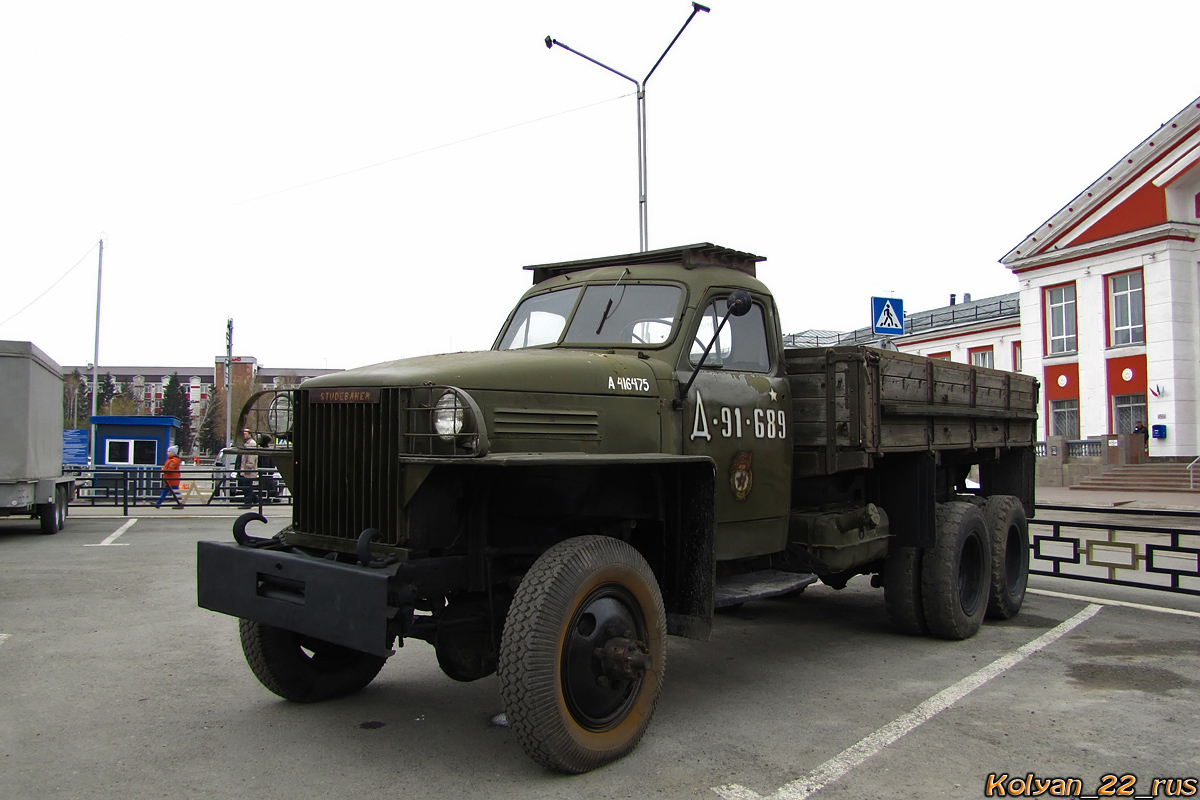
[197,243,1037,773]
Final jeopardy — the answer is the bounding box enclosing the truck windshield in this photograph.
[498,284,682,350]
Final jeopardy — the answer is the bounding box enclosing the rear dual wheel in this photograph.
[39,487,66,535]
[983,496,1029,620]
[921,501,991,640]
[499,535,666,774]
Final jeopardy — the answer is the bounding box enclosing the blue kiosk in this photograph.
[90,415,180,467]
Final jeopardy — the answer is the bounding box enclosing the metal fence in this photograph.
[66,466,290,515]
[1030,505,1200,596]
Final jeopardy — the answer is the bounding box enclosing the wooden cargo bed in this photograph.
[785,346,1038,477]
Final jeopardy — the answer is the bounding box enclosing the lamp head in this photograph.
[544,35,553,49]
[693,3,711,12]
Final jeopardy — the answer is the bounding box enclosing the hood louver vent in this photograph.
[492,408,601,439]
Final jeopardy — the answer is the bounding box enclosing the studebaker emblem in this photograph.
[729,451,753,501]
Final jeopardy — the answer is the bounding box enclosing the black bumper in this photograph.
[197,540,394,657]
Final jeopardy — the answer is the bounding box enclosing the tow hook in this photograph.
[232,512,272,546]
[357,528,400,569]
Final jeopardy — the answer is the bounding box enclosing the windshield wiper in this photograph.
[595,268,630,335]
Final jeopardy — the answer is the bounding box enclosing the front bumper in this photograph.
[197,541,395,657]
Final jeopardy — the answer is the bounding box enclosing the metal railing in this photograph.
[784,294,1020,348]
[1189,455,1200,489]
[66,466,290,516]
[1030,505,1200,596]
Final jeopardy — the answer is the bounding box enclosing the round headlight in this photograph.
[433,391,465,440]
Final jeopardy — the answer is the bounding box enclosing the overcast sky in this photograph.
[3,1,1198,372]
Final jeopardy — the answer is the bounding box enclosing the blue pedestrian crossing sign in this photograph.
[871,297,904,335]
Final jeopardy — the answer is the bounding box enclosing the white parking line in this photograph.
[712,604,1103,800]
[1029,588,1200,619]
[84,519,136,547]
[0,633,9,648]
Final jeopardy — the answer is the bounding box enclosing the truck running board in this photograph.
[714,570,818,608]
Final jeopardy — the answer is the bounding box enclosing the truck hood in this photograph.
[302,349,664,398]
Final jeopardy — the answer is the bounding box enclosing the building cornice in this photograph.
[1008,224,1199,274]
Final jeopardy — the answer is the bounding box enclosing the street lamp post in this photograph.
[546,2,710,252]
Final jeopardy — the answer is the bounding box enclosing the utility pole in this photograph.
[89,238,103,466]
[225,318,233,448]
[545,2,710,252]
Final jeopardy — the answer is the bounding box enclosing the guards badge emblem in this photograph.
[729,451,753,501]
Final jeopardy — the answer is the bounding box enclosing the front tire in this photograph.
[238,619,387,702]
[921,502,991,640]
[983,496,1029,620]
[499,535,666,774]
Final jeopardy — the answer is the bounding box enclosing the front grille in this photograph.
[294,388,405,546]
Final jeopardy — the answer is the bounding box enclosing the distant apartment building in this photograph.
[65,357,340,444]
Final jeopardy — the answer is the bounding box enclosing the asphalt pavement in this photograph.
[2,500,1198,800]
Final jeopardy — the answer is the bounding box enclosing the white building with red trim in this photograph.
[1002,95,1200,458]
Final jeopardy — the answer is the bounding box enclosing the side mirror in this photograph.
[727,290,753,317]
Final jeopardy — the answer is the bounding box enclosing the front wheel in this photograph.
[499,535,666,774]
[238,619,387,702]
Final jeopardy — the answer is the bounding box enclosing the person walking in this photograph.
[154,445,185,509]
[235,429,259,509]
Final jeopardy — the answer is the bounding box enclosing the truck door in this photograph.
[679,292,792,561]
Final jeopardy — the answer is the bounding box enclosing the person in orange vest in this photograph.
[154,445,185,509]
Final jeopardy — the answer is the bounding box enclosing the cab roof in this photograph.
[524,242,765,285]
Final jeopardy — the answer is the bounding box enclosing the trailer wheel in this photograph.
[237,619,387,703]
[983,496,1029,620]
[921,502,991,640]
[883,546,927,635]
[56,486,67,530]
[39,497,59,535]
[499,535,666,774]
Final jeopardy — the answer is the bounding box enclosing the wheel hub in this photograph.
[562,588,648,730]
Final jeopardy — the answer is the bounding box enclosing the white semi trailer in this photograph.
[0,341,75,534]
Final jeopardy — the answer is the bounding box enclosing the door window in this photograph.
[689,298,772,372]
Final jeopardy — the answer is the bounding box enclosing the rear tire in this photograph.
[56,487,67,530]
[238,619,387,702]
[921,502,991,640]
[883,546,927,635]
[39,498,59,535]
[983,496,1029,620]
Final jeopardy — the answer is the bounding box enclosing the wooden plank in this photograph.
[881,402,1038,420]
[792,396,850,424]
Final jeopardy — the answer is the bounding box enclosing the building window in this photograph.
[1045,284,1077,354]
[927,351,952,360]
[1113,394,1147,434]
[106,439,159,466]
[1050,398,1079,438]
[969,346,994,368]
[1012,341,1022,372]
[1108,271,1144,345]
